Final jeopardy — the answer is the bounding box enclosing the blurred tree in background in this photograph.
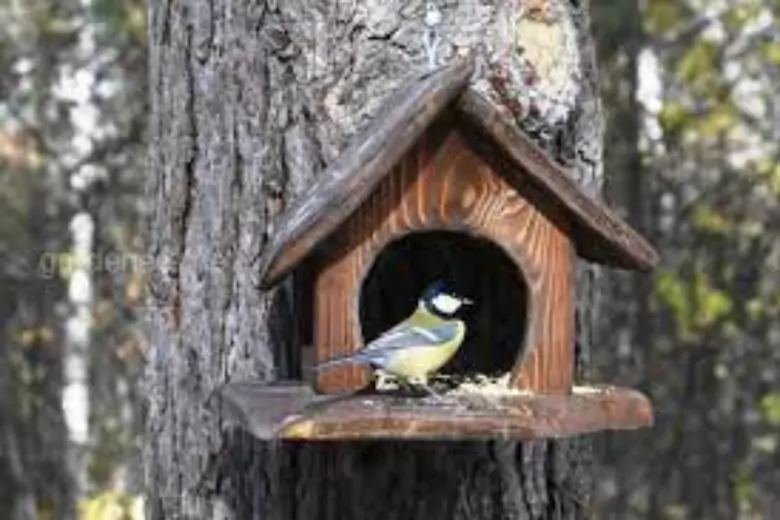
[593,0,780,518]
[0,0,146,518]
[1,0,779,518]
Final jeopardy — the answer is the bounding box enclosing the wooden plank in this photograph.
[258,56,475,289]
[214,381,326,439]
[313,237,370,393]
[313,119,574,394]
[457,89,660,271]
[215,382,653,441]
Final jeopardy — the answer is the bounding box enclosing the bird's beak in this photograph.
[462,297,474,306]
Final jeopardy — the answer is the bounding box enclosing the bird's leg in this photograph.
[420,382,446,403]
[408,375,446,403]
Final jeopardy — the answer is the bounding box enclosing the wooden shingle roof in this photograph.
[258,56,659,289]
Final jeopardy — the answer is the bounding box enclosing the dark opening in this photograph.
[358,231,528,379]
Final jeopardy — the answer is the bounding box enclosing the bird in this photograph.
[317,281,473,396]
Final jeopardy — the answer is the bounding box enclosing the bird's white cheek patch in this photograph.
[431,294,461,314]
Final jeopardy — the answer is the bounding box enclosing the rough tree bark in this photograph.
[144,1,604,518]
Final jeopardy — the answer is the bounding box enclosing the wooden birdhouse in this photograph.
[219,57,659,441]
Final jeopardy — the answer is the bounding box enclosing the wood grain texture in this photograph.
[313,244,371,393]
[258,57,475,289]
[281,387,653,441]
[458,89,659,271]
[215,383,653,441]
[314,116,574,395]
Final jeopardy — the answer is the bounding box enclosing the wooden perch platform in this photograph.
[215,382,653,441]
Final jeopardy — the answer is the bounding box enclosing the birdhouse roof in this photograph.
[258,56,659,289]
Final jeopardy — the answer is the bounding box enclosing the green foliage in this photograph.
[754,159,780,196]
[659,101,691,134]
[644,0,686,36]
[79,490,143,520]
[692,102,738,139]
[691,204,730,234]
[655,271,733,339]
[677,39,719,90]
[91,0,146,43]
[734,465,760,518]
[760,41,780,65]
[723,2,763,32]
[752,158,777,186]
[760,393,780,426]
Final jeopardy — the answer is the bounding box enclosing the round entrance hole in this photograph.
[358,231,528,378]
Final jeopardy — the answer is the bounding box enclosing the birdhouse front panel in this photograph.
[312,114,575,395]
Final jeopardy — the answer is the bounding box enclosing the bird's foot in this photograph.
[407,377,449,404]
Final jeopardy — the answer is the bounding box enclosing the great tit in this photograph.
[317,281,473,394]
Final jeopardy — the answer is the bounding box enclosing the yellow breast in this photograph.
[383,320,465,379]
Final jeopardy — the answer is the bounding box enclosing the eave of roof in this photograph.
[457,89,659,271]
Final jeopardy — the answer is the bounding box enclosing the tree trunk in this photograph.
[144,1,604,518]
[0,276,36,520]
[591,1,649,514]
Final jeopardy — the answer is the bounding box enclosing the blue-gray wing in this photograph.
[316,321,463,370]
[363,321,461,353]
